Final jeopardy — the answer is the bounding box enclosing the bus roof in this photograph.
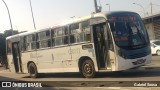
[52,11,138,28]
[6,30,36,40]
[52,11,108,27]
[6,11,138,41]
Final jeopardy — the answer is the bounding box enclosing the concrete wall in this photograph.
[145,23,155,40]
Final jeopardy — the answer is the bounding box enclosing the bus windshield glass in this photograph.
[108,12,149,49]
[153,40,160,45]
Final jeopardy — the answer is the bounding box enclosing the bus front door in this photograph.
[12,42,22,73]
[93,23,111,70]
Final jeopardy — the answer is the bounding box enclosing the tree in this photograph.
[0,30,18,68]
[0,33,7,67]
[4,30,18,37]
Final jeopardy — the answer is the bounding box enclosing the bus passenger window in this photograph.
[70,35,76,43]
[26,43,30,50]
[51,29,56,46]
[46,30,50,37]
[46,30,51,47]
[69,23,80,43]
[25,35,32,51]
[77,33,82,42]
[52,38,55,46]
[32,34,36,41]
[36,34,40,49]
[55,37,63,45]
[64,36,68,44]
[82,21,91,42]
[38,30,51,48]
[36,42,40,49]
[31,43,36,50]
[63,26,69,45]
[31,34,36,50]
[85,28,91,41]
[23,36,27,51]
[48,39,51,47]
[55,28,63,46]
[64,27,69,35]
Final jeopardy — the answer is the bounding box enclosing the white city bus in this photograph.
[6,11,151,78]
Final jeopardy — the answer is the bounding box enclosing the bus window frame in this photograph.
[21,33,37,52]
[68,20,92,46]
[51,26,69,48]
[36,30,51,50]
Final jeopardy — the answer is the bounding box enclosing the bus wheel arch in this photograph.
[27,61,38,78]
[78,56,96,78]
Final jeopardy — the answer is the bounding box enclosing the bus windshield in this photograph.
[108,13,149,49]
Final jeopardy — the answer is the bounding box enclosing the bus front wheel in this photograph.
[157,50,160,56]
[28,63,38,78]
[81,59,95,78]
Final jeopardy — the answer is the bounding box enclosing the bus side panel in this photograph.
[69,43,98,72]
[36,49,59,73]
[60,46,78,72]
[109,50,116,71]
[37,46,71,73]
[21,51,37,73]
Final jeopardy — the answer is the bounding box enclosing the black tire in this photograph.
[81,59,96,78]
[28,63,38,78]
[156,50,160,56]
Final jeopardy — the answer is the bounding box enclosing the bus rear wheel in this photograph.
[81,59,95,78]
[28,63,38,78]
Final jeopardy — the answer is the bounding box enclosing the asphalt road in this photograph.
[0,55,160,89]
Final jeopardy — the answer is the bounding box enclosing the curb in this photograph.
[0,69,10,73]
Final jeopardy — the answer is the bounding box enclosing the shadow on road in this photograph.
[22,73,81,78]
[21,67,160,79]
[97,67,160,78]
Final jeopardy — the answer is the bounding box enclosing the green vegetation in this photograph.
[0,30,18,68]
